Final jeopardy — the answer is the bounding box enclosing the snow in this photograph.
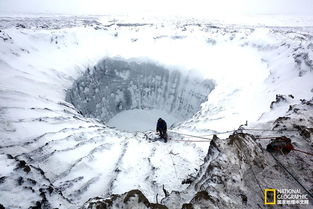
[0,15,313,208]
[107,109,180,132]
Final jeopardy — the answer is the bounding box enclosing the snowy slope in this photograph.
[83,98,313,209]
[0,15,313,208]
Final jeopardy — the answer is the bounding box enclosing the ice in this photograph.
[107,109,180,132]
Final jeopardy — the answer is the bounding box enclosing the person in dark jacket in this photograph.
[156,118,168,142]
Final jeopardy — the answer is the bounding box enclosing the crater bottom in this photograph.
[107,109,181,132]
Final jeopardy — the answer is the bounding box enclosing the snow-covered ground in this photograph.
[0,15,313,208]
[107,109,180,131]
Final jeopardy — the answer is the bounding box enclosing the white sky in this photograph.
[0,0,312,17]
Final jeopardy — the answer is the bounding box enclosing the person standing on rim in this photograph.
[156,118,168,142]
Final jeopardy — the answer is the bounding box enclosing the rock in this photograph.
[0,176,6,184]
[149,203,168,209]
[15,160,31,173]
[192,191,215,203]
[240,194,248,205]
[29,201,41,209]
[270,94,293,109]
[23,186,35,193]
[188,191,217,209]
[182,175,196,184]
[47,186,54,194]
[6,154,14,159]
[123,189,149,205]
[93,202,107,209]
[182,203,194,209]
[24,165,31,173]
[17,176,24,185]
[294,125,313,138]
[82,189,170,209]
[300,99,313,106]
[16,23,26,28]
[27,178,37,185]
[273,117,291,129]
[17,160,26,168]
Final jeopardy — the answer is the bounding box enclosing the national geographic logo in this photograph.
[264,189,309,205]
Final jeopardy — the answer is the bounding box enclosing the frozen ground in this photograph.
[107,109,180,132]
[0,15,313,208]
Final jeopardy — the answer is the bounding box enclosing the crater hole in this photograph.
[66,58,215,131]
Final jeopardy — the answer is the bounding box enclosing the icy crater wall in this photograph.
[66,59,215,123]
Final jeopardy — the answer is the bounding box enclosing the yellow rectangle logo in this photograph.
[264,189,276,204]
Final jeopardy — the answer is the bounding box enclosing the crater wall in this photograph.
[66,58,215,124]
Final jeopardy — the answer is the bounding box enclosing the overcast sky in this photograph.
[0,0,312,17]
